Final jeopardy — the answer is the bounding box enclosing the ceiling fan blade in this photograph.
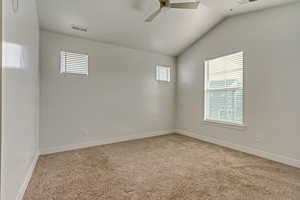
[145,8,162,22]
[168,2,200,9]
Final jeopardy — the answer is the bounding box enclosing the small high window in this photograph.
[156,65,170,82]
[60,50,89,75]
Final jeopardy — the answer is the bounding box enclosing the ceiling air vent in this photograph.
[237,0,258,5]
[71,25,88,32]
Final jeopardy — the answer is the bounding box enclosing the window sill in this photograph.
[203,119,247,130]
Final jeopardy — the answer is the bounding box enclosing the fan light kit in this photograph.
[145,0,200,22]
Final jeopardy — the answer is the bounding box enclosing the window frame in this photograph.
[59,49,89,76]
[203,51,246,127]
[156,65,171,82]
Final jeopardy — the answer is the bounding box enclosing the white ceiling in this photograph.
[200,0,298,15]
[37,0,299,56]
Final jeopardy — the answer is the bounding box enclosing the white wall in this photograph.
[0,0,2,196]
[39,31,176,153]
[1,0,40,199]
[176,3,300,164]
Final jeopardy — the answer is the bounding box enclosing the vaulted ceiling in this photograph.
[37,0,298,56]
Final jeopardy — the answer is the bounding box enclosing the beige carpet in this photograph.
[24,134,300,200]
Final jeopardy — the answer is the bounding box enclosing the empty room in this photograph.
[2,0,300,199]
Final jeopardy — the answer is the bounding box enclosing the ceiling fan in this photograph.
[145,0,200,22]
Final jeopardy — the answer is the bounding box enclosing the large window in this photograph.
[204,51,244,125]
[60,50,89,75]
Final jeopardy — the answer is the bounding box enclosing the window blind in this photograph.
[205,52,244,124]
[60,51,89,75]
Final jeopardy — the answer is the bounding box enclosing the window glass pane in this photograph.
[207,89,243,123]
[156,65,170,82]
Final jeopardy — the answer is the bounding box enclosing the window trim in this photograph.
[59,49,89,76]
[203,51,246,127]
[156,64,171,82]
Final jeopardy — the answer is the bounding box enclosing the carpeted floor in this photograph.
[24,134,300,200]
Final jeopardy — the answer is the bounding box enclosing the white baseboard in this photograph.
[40,130,174,155]
[175,129,300,169]
[16,152,40,200]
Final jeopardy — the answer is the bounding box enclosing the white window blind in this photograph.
[204,51,244,125]
[156,65,170,82]
[60,51,89,75]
